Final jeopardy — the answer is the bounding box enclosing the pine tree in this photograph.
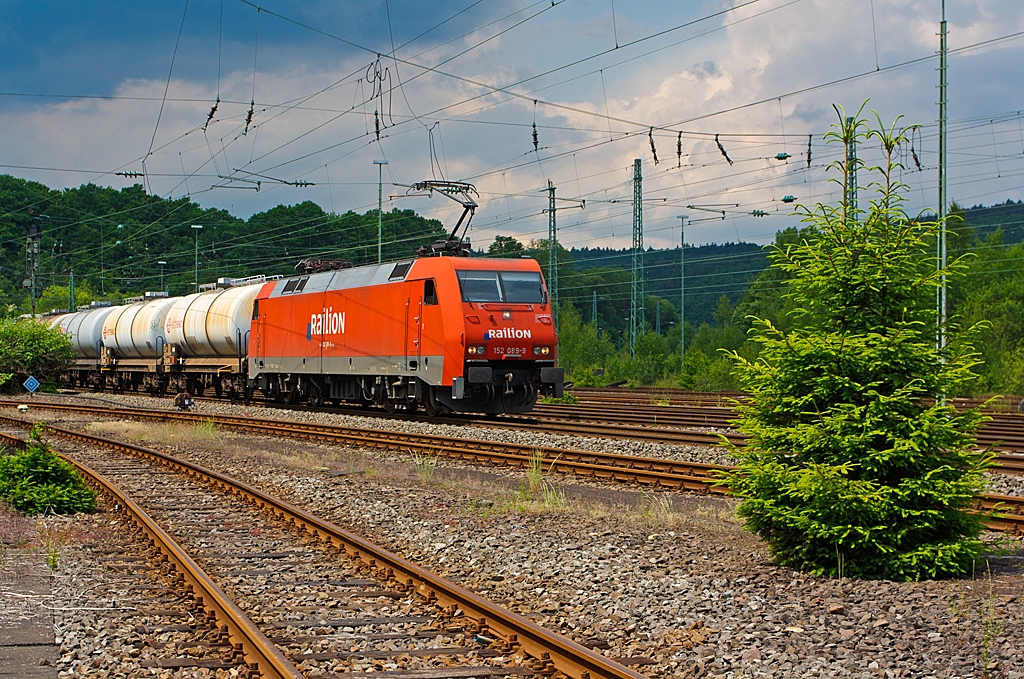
[721,108,992,580]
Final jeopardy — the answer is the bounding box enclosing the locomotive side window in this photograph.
[295,277,309,292]
[252,300,259,320]
[282,279,298,293]
[456,270,545,304]
[424,279,438,305]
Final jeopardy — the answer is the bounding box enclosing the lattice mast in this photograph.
[630,158,644,357]
[547,180,558,329]
[938,0,948,351]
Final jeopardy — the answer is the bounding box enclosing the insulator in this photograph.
[806,134,812,168]
[375,110,381,141]
[649,127,659,165]
[781,195,795,203]
[677,131,682,168]
[204,96,220,131]
[532,122,538,151]
[775,152,791,161]
[715,134,733,166]
[751,209,768,217]
[244,100,254,135]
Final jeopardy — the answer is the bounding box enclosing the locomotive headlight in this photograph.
[468,346,478,355]
[477,345,486,354]
[541,346,550,355]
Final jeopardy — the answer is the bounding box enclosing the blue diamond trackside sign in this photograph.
[23,376,40,393]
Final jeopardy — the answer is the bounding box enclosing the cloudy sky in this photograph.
[2,0,1023,252]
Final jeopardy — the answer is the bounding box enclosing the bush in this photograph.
[0,318,75,393]
[0,430,97,514]
[720,108,991,581]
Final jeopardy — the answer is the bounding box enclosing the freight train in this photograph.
[46,256,563,415]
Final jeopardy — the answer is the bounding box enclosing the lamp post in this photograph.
[677,214,688,362]
[158,261,167,292]
[191,225,202,289]
[373,160,388,263]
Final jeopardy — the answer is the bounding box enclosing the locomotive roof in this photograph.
[262,256,541,299]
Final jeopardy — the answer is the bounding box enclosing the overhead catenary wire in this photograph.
[144,0,190,193]
[9,2,1024,266]
[244,7,260,136]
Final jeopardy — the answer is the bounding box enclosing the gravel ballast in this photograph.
[14,404,1022,679]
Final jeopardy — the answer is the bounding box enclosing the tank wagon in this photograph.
[50,257,563,415]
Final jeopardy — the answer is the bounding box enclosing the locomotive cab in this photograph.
[441,260,563,414]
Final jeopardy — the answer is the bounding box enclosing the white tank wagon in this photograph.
[58,277,273,398]
[98,297,172,359]
[164,284,259,357]
[60,305,118,358]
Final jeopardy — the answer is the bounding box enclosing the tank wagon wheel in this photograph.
[214,380,223,398]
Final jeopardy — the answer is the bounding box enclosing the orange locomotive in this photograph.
[250,256,564,414]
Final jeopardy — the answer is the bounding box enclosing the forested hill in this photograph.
[957,199,1024,244]
[568,243,768,329]
[2,172,1021,336]
[0,175,446,309]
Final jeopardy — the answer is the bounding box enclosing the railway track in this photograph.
[39,391,1024,460]
[567,387,1024,413]
[7,397,1024,475]
[0,424,648,679]
[2,404,1022,533]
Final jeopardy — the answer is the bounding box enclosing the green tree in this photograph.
[554,302,616,384]
[721,108,991,580]
[487,235,525,257]
[0,318,75,391]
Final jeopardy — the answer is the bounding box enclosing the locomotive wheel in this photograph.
[403,401,418,414]
[308,386,324,408]
[423,399,442,417]
[382,397,398,414]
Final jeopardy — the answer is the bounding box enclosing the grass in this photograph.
[413,452,439,483]
[526,449,544,493]
[87,419,222,447]
[648,391,671,407]
[639,491,674,524]
[539,393,579,405]
[35,519,68,570]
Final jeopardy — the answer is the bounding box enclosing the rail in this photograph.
[0,418,647,679]
[0,429,303,679]
[2,406,1022,533]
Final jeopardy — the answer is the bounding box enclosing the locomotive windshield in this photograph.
[457,270,545,304]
